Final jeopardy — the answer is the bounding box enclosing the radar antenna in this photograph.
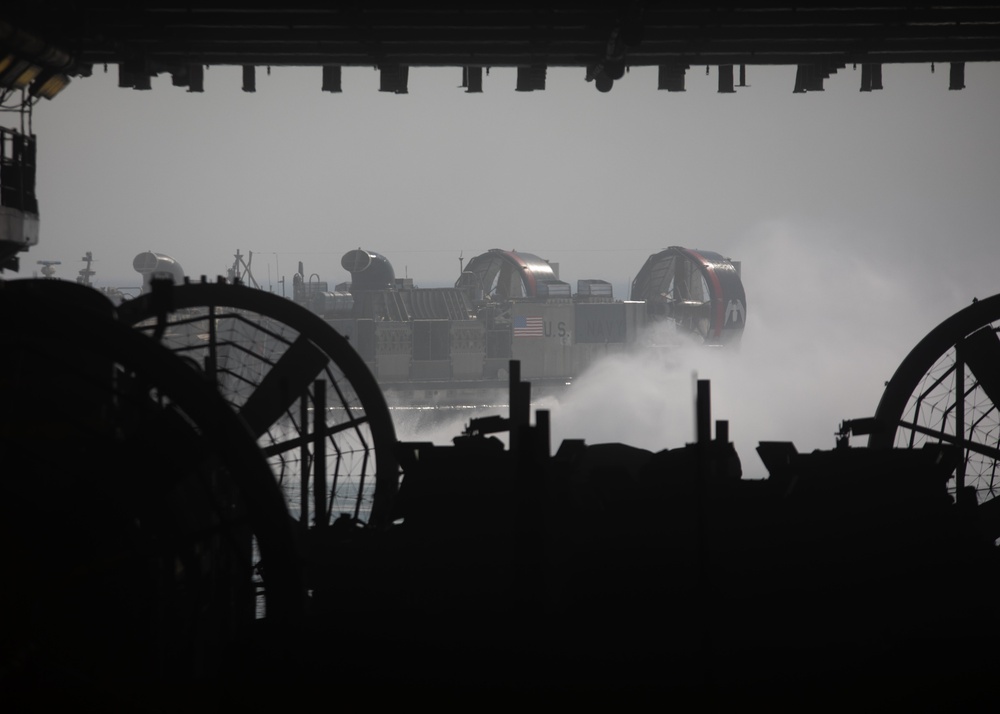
[36,260,60,278]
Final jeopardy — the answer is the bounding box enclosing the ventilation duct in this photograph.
[170,66,189,87]
[188,64,204,92]
[860,63,883,92]
[516,65,546,91]
[341,249,396,292]
[242,65,255,92]
[379,65,408,94]
[949,62,965,90]
[718,64,735,93]
[463,66,483,93]
[322,65,342,92]
[133,252,185,293]
[793,64,809,93]
[657,64,687,91]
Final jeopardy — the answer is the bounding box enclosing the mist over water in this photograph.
[395,217,972,479]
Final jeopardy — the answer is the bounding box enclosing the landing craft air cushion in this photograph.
[136,246,746,403]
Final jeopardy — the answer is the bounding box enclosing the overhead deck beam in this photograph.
[5,4,1000,72]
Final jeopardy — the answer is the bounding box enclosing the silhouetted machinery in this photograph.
[0,128,39,273]
[0,279,304,695]
[4,261,999,699]
[117,279,400,530]
[2,275,407,699]
[860,294,1000,537]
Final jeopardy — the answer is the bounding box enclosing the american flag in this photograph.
[513,315,544,338]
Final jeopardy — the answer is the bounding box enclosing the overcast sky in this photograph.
[17,61,1000,473]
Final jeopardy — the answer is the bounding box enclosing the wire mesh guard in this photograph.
[1,281,303,684]
[131,301,380,527]
[890,323,1000,504]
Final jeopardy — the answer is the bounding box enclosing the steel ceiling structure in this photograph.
[3,4,1000,94]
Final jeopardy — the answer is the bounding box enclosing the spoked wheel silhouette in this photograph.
[118,280,400,530]
[0,280,304,690]
[870,294,1000,516]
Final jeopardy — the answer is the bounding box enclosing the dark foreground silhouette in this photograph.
[4,280,999,710]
